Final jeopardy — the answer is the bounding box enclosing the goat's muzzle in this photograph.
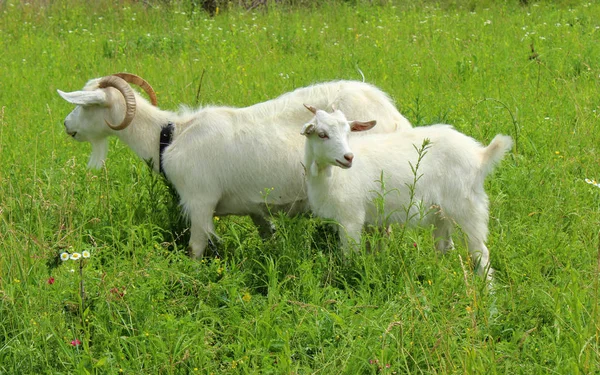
[335,159,352,169]
[64,121,77,137]
[335,153,354,169]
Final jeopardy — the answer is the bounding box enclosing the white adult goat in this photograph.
[300,105,512,279]
[57,73,411,258]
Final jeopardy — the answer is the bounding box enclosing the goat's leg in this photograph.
[466,238,493,280]
[455,206,493,280]
[339,221,364,255]
[449,195,494,280]
[250,214,275,239]
[187,202,218,259]
[433,216,454,253]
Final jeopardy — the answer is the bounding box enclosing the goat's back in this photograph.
[243,80,411,132]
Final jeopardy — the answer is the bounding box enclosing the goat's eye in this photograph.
[318,132,329,139]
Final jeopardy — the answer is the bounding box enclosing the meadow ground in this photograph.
[0,0,599,373]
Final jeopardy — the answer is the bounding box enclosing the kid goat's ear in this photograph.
[301,123,315,136]
[350,120,377,132]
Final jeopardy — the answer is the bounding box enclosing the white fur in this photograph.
[58,78,411,258]
[302,109,512,279]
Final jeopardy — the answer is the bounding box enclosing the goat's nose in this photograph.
[344,153,354,163]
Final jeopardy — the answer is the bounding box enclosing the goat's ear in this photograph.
[301,123,315,136]
[350,120,377,132]
[57,89,108,106]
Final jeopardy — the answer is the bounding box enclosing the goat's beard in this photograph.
[88,138,108,169]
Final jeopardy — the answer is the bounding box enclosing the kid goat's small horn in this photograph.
[304,104,318,115]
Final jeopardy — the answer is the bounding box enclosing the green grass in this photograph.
[1,0,599,373]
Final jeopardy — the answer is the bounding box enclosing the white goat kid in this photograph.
[57,74,411,258]
[301,105,512,279]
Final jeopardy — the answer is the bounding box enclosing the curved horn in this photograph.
[304,104,318,115]
[98,75,136,131]
[113,72,158,106]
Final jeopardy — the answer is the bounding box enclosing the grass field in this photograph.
[1,0,599,373]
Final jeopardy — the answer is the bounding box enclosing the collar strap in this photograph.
[159,122,174,175]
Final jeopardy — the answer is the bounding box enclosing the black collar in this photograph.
[159,122,174,175]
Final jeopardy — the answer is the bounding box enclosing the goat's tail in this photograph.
[480,134,513,177]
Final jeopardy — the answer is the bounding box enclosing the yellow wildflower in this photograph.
[242,292,252,302]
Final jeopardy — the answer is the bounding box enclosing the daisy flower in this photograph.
[70,253,81,261]
[585,178,600,188]
[60,252,70,261]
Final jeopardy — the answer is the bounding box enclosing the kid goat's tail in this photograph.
[480,134,513,177]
